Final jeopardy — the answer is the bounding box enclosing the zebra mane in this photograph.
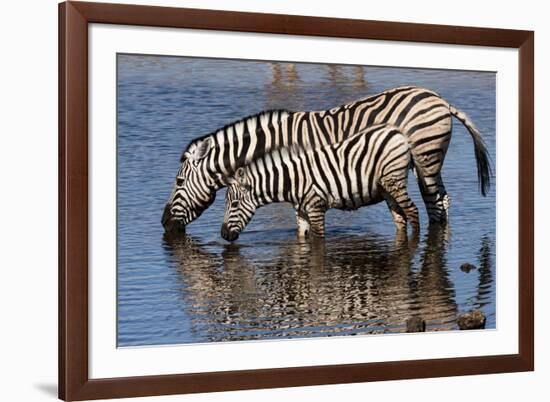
[180,109,292,162]
[262,142,312,163]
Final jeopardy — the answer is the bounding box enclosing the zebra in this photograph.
[220,124,419,241]
[162,86,491,234]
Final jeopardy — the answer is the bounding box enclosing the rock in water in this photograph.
[457,310,486,330]
[406,316,426,332]
[460,263,477,273]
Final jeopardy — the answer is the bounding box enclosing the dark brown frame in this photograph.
[59,1,534,400]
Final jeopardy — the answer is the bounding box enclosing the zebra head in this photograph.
[221,167,256,242]
[162,137,219,234]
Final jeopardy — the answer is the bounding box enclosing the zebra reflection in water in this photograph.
[160,225,485,342]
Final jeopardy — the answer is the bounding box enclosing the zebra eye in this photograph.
[231,201,239,208]
[176,178,184,186]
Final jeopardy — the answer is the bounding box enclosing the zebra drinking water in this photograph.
[162,86,491,234]
[220,124,419,241]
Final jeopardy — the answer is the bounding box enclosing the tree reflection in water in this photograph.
[161,224,493,343]
[265,62,367,111]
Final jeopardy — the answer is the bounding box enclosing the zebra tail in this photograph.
[449,105,493,196]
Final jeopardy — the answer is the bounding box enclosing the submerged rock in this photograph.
[457,310,486,330]
[406,316,426,332]
[460,263,477,273]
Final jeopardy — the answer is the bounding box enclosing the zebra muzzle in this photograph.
[162,204,186,234]
[221,223,239,242]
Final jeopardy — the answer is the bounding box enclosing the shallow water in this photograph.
[117,55,496,346]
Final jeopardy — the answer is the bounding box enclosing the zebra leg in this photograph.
[413,133,452,224]
[307,208,327,238]
[387,202,409,247]
[436,173,451,219]
[384,198,407,232]
[297,192,327,238]
[417,172,447,224]
[296,208,326,238]
[380,177,420,234]
[295,211,311,238]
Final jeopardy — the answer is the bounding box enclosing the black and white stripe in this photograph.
[162,86,491,233]
[220,124,419,241]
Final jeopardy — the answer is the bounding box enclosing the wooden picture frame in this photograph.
[59,1,534,400]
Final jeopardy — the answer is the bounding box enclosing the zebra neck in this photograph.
[246,173,266,207]
[247,168,298,207]
[223,111,293,170]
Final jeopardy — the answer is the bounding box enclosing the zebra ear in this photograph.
[235,168,246,184]
[191,137,214,160]
[234,168,251,192]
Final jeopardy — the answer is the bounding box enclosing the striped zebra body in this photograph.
[221,124,419,241]
[162,86,491,234]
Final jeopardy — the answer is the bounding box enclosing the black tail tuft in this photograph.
[450,106,493,196]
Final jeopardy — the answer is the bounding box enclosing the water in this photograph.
[117,54,496,347]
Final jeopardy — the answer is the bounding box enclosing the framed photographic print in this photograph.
[59,1,534,400]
